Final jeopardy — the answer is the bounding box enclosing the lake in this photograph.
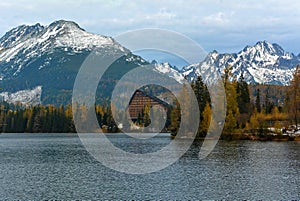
[0,133,300,199]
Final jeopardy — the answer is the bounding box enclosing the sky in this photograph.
[1,0,300,65]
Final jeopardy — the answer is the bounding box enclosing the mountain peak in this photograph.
[0,20,129,80]
[255,40,271,46]
[11,23,44,33]
[182,40,300,86]
[207,50,219,60]
[211,50,219,54]
[48,20,84,31]
[0,23,44,48]
[0,20,124,53]
[253,40,285,56]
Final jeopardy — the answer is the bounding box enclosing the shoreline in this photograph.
[1,132,300,142]
[216,133,300,141]
[172,132,300,142]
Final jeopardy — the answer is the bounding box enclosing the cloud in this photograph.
[145,9,176,21]
[0,0,300,53]
[202,12,231,27]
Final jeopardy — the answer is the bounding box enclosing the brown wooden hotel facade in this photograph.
[127,90,169,120]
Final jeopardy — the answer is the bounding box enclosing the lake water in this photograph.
[0,133,300,200]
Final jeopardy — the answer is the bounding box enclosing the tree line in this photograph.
[0,103,119,133]
[0,65,299,135]
[170,64,300,137]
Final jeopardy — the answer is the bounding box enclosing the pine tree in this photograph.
[32,106,42,132]
[191,76,211,114]
[264,87,274,114]
[191,75,211,136]
[170,101,180,135]
[236,74,250,114]
[255,89,261,113]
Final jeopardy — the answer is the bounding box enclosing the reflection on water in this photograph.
[0,133,300,199]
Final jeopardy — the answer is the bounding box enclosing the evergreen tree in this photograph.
[255,89,261,113]
[264,87,274,114]
[32,106,42,132]
[170,101,180,135]
[191,76,211,114]
[236,74,250,114]
[191,75,211,136]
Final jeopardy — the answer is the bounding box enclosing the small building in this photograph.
[127,90,169,121]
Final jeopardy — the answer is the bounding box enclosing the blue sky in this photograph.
[1,0,300,57]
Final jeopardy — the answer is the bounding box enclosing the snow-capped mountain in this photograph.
[0,20,299,105]
[153,62,185,83]
[0,20,128,80]
[0,20,148,105]
[181,41,300,85]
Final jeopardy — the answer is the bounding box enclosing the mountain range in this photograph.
[0,20,299,105]
[181,41,300,85]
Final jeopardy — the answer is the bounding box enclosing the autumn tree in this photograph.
[271,106,281,133]
[223,66,239,133]
[143,102,151,127]
[286,65,300,128]
[224,110,237,133]
[199,103,211,136]
[178,83,192,134]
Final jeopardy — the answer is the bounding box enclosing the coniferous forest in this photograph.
[1,65,300,139]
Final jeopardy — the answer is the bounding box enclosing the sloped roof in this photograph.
[128,89,170,108]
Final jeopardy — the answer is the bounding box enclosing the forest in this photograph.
[0,65,300,138]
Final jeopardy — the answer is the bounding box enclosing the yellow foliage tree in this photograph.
[199,103,211,136]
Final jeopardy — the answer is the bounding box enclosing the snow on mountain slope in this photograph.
[0,20,299,106]
[1,20,298,89]
[0,20,128,79]
[0,86,42,105]
[154,62,185,83]
[0,20,147,105]
[181,41,300,85]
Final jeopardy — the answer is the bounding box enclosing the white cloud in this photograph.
[0,0,300,53]
[202,12,231,26]
[145,9,176,21]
